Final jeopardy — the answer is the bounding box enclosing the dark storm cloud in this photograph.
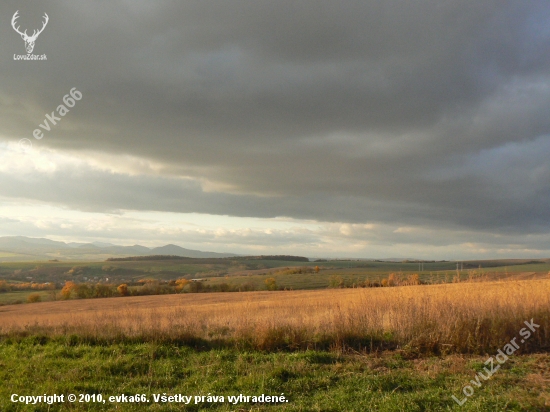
[1,0,550,235]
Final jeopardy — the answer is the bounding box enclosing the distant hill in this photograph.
[0,236,66,248]
[150,244,234,258]
[0,236,237,261]
[106,255,191,261]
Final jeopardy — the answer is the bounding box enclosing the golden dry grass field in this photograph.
[1,279,548,354]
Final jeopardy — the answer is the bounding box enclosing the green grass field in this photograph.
[0,290,54,305]
[1,338,548,411]
[204,261,550,291]
[0,252,23,258]
[1,258,549,288]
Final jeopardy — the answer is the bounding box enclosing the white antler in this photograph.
[11,11,49,54]
[28,13,49,41]
[11,10,27,38]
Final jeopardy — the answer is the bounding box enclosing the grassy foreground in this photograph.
[1,339,549,411]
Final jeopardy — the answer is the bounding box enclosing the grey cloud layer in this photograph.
[1,0,550,237]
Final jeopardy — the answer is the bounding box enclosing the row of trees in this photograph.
[61,281,117,299]
[328,273,422,288]
[60,280,183,299]
[271,266,320,275]
[0,280,55,292]
[57,278,272,300]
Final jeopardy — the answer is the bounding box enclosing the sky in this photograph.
[1,0,550,259]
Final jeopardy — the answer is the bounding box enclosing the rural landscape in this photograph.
[3,0,550,411]
[1,237,549,410]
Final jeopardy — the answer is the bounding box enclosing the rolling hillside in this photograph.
[0,236,237,261]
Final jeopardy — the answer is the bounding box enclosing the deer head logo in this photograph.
[11,11,49,54]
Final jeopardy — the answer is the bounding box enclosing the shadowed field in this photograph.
[1,341,549,411]
[1,279,548,354]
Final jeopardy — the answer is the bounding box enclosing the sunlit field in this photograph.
[2,279,548,354]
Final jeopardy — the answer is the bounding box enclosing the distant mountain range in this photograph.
[0,236,237,261]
